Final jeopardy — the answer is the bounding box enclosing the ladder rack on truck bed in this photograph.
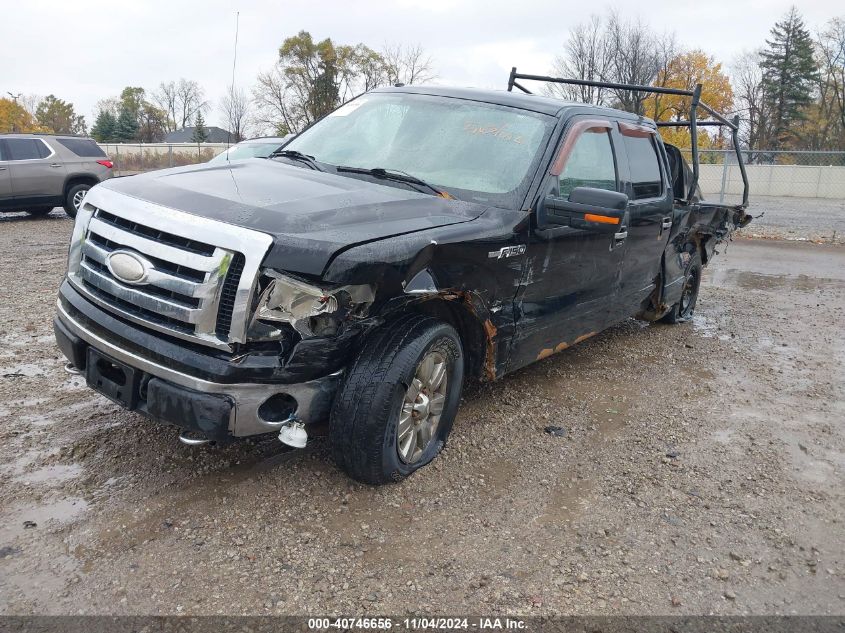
[507,67,749,209]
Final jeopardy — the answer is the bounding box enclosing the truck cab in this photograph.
[54,81,750,484]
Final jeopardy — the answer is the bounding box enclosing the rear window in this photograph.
[622,134,663,200]
[5,138,51,160]
[56,138,106,158]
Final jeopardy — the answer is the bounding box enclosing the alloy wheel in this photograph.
[397,350,448,464]
[72,189,87,210]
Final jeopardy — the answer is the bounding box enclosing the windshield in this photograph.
[284,92,554,208]
[210,142,284,163]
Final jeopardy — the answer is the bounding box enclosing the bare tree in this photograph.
[219,85,250,142]
[154,79,207,132]
[253,65,300,135]
[152,81,178,133]
[546,15,611,104]
[732,50,772,153]
[816,17,845,146]
[20,94,41,118]
[175,79,207,130]
[383,43,437,85]
[604,11,675,114]
[547,12,676,115]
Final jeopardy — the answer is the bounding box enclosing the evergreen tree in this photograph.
[114,106,139,142]
[191,111,209,143]
[90,110,117,142]
[760,7,819,148]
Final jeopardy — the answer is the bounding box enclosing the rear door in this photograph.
[509,117,628,371]
[6,138,66,198]
[54,137,110,181]
[615,122,673,310]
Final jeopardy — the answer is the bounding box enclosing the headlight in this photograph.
[248,271,374,340]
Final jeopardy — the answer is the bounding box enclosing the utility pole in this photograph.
[6,92,22,133]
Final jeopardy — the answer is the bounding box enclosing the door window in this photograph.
[5,138,50,161]
[558,129,617,197]
[622,134,663,200]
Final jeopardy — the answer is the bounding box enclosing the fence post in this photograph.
[169,144,173,168]
[718,150,729,204]
[115,145,120,177]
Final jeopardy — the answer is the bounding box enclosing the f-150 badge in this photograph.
[488,245,526,259]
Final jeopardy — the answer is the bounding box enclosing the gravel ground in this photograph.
[0,209,843,616]
[737,195,845,244]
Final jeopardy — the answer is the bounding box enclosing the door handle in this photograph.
[50,163,63,168]
[661,217,672,229]
[0,167,6,171]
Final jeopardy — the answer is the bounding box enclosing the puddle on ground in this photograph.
[692,314,732,341]
[17,397,107,427]
[12,463,83,485]
[0,497,90,542]
[0,363,48,378]
[0,397,54,419]
[712,429,734,444]
[709,269,844,292]
[3,397,51,409]
[0,449,54,476]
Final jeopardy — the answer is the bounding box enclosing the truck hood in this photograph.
[99,159,489,276]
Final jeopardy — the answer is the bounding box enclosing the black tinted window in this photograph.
[56,138,106,157]
[623,135,663,199]
[6,138,47,161]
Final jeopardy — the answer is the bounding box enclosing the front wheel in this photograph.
[662,251,702,324]
[330,314,464,485]
[64,184,91,218]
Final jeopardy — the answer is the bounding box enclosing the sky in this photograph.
[2,0,841,131]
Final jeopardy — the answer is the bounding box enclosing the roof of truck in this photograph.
[371,85,649,122]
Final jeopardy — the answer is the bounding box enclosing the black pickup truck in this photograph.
[54,71,751,484]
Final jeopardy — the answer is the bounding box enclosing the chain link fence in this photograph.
[97,143,229,177]
[678,149,845,204]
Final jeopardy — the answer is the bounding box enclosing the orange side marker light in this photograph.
[584,213,620,224]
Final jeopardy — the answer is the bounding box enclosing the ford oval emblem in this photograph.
[106,250,151,285]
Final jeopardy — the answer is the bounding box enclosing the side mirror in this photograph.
[541,187,628,233]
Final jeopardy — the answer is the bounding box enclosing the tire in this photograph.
[24,207,54,217]
[64,184,91,218]
[661,251,702,324]
[330,314,464,485]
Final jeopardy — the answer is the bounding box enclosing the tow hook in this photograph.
[178,431,212,446]
[278,416,308,449]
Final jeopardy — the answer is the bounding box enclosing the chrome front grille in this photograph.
[67,186,273,350]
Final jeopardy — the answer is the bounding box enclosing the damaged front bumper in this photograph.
[55,283,342,442]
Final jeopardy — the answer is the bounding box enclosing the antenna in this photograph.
[226,11,239,158]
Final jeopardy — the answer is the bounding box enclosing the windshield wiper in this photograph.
[336,166,449,198]
[269,150,328,172]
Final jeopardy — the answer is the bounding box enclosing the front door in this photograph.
[6,138,66,199]
[509,117,628,372]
